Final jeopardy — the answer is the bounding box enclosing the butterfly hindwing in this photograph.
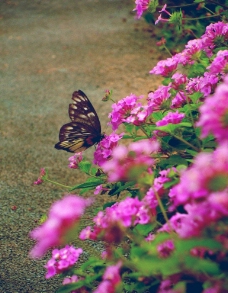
[55,90,103,153]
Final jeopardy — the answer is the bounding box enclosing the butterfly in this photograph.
[55,90,104,153]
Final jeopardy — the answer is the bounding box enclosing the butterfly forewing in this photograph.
[55,90,103,153]
[69,90,101,133]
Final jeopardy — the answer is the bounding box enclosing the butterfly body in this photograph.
[55,90,104,153]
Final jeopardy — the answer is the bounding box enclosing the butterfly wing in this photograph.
[55,90,103,153]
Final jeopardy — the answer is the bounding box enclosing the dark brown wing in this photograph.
[69,90,101,133]
[55,90,103,153]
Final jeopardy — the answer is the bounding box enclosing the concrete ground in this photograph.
[0,0,161,292]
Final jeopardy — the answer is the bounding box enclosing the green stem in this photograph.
[153,188,176,238]
[172,134,200,152]
[139,125,150,138]
[44,178,71,189]
[204,6,216,15]
[163,45,173,57]
[160,1,228,10]
[183,12,223,21]
[179,91,201,150]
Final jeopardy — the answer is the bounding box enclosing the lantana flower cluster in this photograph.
[102,139,159,181]
[79,196,155,243]
[108,94,148,130]
[93,132,123,166]
[30,195,92,258]
[45,245,83,279]
[93,262,122,293]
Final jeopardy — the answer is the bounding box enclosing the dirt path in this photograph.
[0,0,161,291]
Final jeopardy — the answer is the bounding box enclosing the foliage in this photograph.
[31,2,228,293]
[141,0,228,52]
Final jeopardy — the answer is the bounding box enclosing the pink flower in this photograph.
[201,22,228,56]
[133,0,150,19]
[62,275,80,285]
[155,14,170,25]
[62,275,87,293]
[169,142,228,208]
[94,185,103,195]
[155,111,185,126]
[80,197,154,243]
[158,278,179,293]
[93,262,122,293]
[150,57,178,77]
[93,133,123,166]
[33,168,46,185]
[186,72,218,97]
[208,50,228,76]
[171,73,188,89]
[147,85,172,114]
[157,239,175,258]
[197,75,228,142]
[68,152,83,169]
[45,245,83,279]
[144,168,176,209]
[102,139,159,182]
[108,94,147,130]
[171,91,187,109]
[155,4,171,25]
[30,195,93,258]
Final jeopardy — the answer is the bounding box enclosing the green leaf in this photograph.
[188,92,202,103]
[151,111,164,121]
[185,148,198,156]
[133,223,155,237]
[188,63,206,78]
[108,181,136,196]
[122,134,133,139]
[159,154,188,168]
[185,255,220,275]
[124,123,136,135]
[78,160,92,174]
[155,122,192,134]
[70,177,104,191]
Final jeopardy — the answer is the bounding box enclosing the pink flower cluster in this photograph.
[107,23,228,134]
[80,196,154,242]
[30,195,92,258]
[156,111,185,126]
[143,168,176,209]
[108,94,148,130]
[93,133,123,166]
[68,152,83,169]
[197,75,228,142]
[157,239,175,258]
[45,245,83,279]
[159,143,228,238]
[62,275,87,293]
[152,22,228,76]
[93,262,122,293]
[102,139,159,182]
[169,143,228,207]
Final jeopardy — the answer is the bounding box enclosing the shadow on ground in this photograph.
[0,0,161,292]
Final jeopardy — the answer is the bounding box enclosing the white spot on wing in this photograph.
[79,114,87,118]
